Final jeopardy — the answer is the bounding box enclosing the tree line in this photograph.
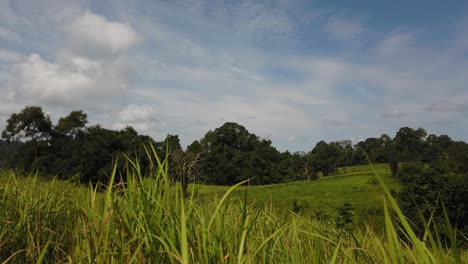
[1,106,467,185]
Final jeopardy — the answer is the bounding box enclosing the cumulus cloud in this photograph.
[114,104,160,133]
[1,0,468,150]
[66,11,141,56]
[10,53,132,107]
[2,10,141,111]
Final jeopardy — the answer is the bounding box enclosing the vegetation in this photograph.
[1,157,467,263]
[2,106,467,187]
[193,164,398,232]
[1,105,468,262]
[397,162,468,240]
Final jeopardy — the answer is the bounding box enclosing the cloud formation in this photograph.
[0,0,467,150]
[4,10,140,115]
[10,53,132,106]
[114,104,160,133]
[66,12,141,56]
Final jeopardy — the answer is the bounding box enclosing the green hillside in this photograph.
[193,164,398,231]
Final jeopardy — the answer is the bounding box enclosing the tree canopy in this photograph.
[2,106,52,142]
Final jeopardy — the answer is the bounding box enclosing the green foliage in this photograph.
[0,106,169,184]
[2,105,468,190]
[1,106,52,142]
[289,197,309,214]
[0,139,23,168]
[397,162,468,239]
[311,140,343,176]
[390,161,399,177]
[336,201,355,231]
[55,110,88,136]
[198,122,284,185]
[394,127,427,161]
[195,164,398,231]
[0,160,467,263]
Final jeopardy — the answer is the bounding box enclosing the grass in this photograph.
[192,164,399,231]
[0,157,467,263]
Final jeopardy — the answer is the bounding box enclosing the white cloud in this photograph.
[118,104,157,122]
[66,11,141,55]
[1,0,468,150]
[0,9,140,113]
[10,53,132,107]
[114,104,159,133]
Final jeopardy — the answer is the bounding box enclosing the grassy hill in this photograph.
[192,163,398,231]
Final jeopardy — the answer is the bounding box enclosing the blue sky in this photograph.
[0,0,467,151]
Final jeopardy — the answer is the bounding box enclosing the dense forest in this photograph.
[1,106,468,235]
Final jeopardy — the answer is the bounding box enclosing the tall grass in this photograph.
[0,151,466,263]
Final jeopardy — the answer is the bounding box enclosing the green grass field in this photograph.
[0,162,466,263]
[193,163,398,231]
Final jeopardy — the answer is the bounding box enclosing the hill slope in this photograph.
[193,164,398,230]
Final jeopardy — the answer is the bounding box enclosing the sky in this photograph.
[0,0,467,151]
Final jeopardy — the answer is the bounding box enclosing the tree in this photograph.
[378,134,392,148]
[2,106,52,143]
[397,161,468,239]
[420,134,454,163]
[393,127,427,161]
[271,151,303,183]
[1,106,52,165]
[198,122,280,185]
[301,152,318,181]
[447,141,468,174]
[311,141,342,176]
[334,140,353,166]
[172,150,203,196]
[56,110,88,137]
[0,139,24,168]
[199,122,254,185]
[77,125,125,183]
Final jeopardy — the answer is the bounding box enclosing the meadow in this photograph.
[0,160,466,263]
[193,164,398,231]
